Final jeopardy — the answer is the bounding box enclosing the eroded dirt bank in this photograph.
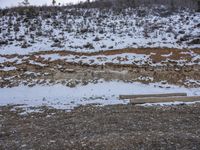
[0,48,200,88]
[1,104,200,149]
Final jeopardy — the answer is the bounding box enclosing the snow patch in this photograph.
[0,81,199,110]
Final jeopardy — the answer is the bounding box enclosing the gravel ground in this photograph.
[1,104,200,150]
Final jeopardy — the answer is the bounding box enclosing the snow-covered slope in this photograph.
[0,6,200,110]
[0,7,199,55]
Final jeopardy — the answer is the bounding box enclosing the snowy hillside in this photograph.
[1,3,200,149]
[0,5,200,110]
[0,6,199,55]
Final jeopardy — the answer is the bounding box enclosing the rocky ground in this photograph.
[1,104,200,149]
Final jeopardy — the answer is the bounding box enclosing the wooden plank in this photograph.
[130,96,200,104]
[119,93,187,99]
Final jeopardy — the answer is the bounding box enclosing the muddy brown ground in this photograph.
[1,104,200,150]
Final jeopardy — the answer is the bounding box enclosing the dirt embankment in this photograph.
[1,61,200,88]
[0,48,200,88]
